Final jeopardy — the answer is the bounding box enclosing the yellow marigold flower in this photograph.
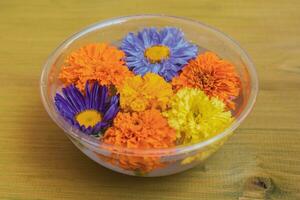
[118,73,173,112]
[163,88,233,145]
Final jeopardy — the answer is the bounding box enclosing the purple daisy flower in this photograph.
[120,27,198,81]
[55,82,119,135]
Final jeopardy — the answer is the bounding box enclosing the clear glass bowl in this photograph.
[40,15,258,177]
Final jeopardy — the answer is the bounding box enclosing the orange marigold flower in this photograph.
[172,52,241,109]
[101,109,176,172]
[59,43,133,91]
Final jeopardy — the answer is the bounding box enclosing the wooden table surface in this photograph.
[1,0,299,199]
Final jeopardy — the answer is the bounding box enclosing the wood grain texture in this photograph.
[0,0,299,199]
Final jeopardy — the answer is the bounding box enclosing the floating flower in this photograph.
[172,52,241,109]
[102,109,176,172]
[163,88,233,145]
[59,43,133,91]
[118,73,173,112]
[121,27,198,81]
[103,109,176,149]
[181,138,228,165]
[55,82,119,135]
[97,153,164,175]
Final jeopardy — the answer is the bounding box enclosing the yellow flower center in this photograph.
[75,110,102,128]
[144,45,170,63]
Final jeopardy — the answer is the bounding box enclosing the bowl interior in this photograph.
[40,15,258,155]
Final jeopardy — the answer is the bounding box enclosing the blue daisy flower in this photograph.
[120,27,198,81]
[55,82,119,135]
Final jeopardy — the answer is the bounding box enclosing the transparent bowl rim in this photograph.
[40,14,258,156]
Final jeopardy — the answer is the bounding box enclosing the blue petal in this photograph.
[133,66,150,75]
[99,86,108,113]
[103,103,119,121]
[62,86,82,112]
[121,27,198,81]
[55,82,120,135]
[85,82,92,109]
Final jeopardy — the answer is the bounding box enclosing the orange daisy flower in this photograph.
[59,43,133,91]
[101,109,176,173]
[172,52,241,109]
